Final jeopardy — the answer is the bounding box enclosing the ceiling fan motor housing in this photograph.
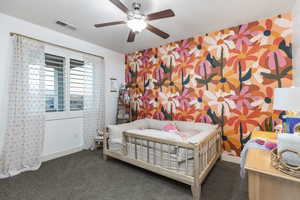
[128,2,145,20]
[132,2,141,10]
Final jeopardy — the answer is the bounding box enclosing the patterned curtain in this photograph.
[0,35,45,178]
[82,55,105,150]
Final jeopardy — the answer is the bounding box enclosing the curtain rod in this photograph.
[9,32,104,59]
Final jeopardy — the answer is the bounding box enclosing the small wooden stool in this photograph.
[94,129,104,149]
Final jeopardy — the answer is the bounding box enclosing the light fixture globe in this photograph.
[127,17,147,32]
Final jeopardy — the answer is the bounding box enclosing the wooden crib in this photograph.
[103,126,222,200]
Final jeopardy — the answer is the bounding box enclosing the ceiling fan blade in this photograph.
[127,30,136,42]
[146,9,175,21]
[94,21,126,28]
[146,24,170,39]
[109,0,129,14]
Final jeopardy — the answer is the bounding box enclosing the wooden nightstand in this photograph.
[245,131,300,200]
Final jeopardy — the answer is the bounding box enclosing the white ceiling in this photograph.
[0,0,295,54]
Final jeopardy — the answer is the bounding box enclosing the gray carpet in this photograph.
[0,150,248,200]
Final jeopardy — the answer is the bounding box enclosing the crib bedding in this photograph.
[107,118,218,143]
[110,127,216,144]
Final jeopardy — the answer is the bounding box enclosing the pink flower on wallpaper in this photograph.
[153,111,165,120]
[195,60,212,77]
[229,86,252,110]
[259,38,289,71]
[140,90,152,105]
[125,71,132,83]
[153,67,164,81]
[175,39,191,58]
[266,51,287,70]
[230,24,254,49]
[196,114,212,124]
[141,49,151,65]
[175,89,191,108]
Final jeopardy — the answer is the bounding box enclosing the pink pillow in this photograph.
[264,141,277,150]
[163,123,178,132]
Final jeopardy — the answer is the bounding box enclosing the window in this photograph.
[70,59,85,111]
[45,54,65,112]
[44,52,85,114]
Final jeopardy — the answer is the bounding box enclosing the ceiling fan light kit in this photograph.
[94,0,175,42]
[126,4,147,33]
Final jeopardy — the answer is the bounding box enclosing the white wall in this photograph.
[0,13,124,160]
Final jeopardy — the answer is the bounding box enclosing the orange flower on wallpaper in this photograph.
[174,55,195,75]
[212,70,240,92]
[189,36,203,57]
[227,106,261,133]
[227,43,260,72]
[125,13,293,157]
[250,19,281,45]
[174,106,197,121]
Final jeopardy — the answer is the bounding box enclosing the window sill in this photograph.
[46,111,83,121]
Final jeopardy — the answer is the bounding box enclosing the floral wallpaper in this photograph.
[125,13,293,156]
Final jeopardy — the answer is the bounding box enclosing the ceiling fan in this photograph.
[94,0,175,42]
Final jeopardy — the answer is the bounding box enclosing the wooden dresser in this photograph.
[245,131,300,200]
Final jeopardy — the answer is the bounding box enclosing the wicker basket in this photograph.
[271,148,300,178]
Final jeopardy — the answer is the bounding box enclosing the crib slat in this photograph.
[168,144,171,169]
[140,139,142,160]
[122,134,128,155]
[134,138,137,159]
[147,140,150,163]
[176,146,180,172]
[185,149,188,175]
[153,142,157,165]
[160,143,163,166]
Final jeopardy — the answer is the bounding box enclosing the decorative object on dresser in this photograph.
[116,85,131,124]
[273,87,300,134]
[104,119,222,200]
[271,133,300,177]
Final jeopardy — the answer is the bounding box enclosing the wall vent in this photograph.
[56,20,77,31]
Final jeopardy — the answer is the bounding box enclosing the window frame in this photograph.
[45,45,85,121]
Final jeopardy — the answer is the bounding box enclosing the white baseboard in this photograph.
[41,146,83,162]
[221,153,241,164]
